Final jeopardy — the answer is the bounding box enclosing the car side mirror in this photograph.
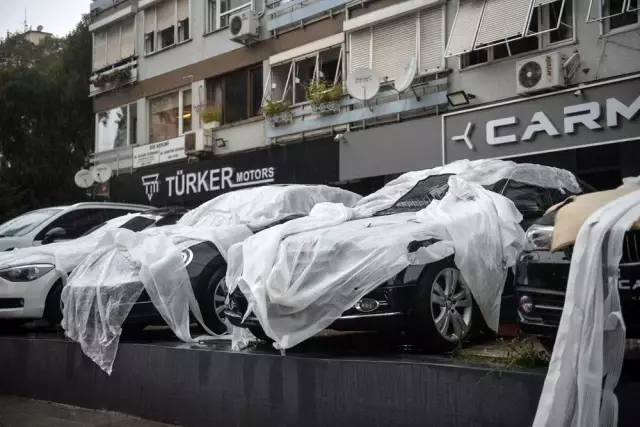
[42,227,67,245]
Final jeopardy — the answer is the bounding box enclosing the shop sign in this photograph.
[133,136,187,168]
[443,76,640,163]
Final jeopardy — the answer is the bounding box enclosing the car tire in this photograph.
[44,280,63,326]
[409,257,483,353]
[195,257,230,335]
[248,326,273,345]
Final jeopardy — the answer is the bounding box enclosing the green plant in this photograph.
[306,79,343,105]
[262,99,290,117]
[201,104,222,123]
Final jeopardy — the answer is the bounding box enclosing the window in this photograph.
[96,104,138,153]
[270,46,343,105]
[35,209,110,241]
[0,208,63,238]
[92,17,135,71]
[206,0,252,33]
[348,6,444,81]
[205,65,263,125]
[608,0,639,31]
[148,89,191,144]
[143,0,190,54]
[461,1,573,68]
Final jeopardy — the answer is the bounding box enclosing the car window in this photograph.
[0,208,64,238]
[35,209,108,241]
[373,174,453,217]
[119,216,157,231]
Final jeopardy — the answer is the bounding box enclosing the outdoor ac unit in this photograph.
[184,130,213,155]
[229,10,259,43]
[516,52,566,95]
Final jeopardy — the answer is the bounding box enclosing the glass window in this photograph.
[96,104,137,152]
[158,26,175,49]
[149,92,180,143]
[205,65,263,125]
[0,208,63,238]
[250,66,263,117]
[178,18,189,42]
[206,0,217,33]
[144,32,155,54]
[182,89,192,133]
[549,0,573,44]
[610,0,639,30]
[35,209,108,241]
[220,0,252,28]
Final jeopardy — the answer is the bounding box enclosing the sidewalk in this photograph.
[0,395,178,427]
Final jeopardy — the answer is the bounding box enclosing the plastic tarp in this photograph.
[61,185,361,374]
[227,159,582,350]
[0,212,159,278]
[533,189,640,427]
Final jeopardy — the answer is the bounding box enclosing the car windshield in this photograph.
[373,174,454,216]
[0,208,64,238]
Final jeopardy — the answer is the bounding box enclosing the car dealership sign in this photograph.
[133,136,187,168]
[443,76,640,163]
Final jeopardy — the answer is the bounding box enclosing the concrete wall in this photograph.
[445,0,640,105]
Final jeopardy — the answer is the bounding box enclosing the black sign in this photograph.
[111,137,339,207]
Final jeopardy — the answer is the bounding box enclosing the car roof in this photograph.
[67,202,152,210]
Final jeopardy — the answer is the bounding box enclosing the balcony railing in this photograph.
[265,74,449,142]
[265,0,351,32]
[89,58,138,97]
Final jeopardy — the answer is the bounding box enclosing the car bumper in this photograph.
[516,250,640,338]
[0,272,58,320]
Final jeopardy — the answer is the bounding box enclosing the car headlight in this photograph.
[0,264,55,282]
[525,225,554,251]
[181,249,194,266]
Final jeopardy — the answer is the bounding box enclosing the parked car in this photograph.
[226,161,594,352]
[0,202,152,252]
[64,185,362,336]
[516,188,640,352]
[0,207,187,325]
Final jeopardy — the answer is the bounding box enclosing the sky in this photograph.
[0,0,90,38]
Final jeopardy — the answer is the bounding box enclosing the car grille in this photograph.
[622,231,640,264]
[528,292,565,327]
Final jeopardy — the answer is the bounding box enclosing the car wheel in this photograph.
[409,258,481,352]
[197,263,230,335]
[248,326,273,344]
[44,280,63,326]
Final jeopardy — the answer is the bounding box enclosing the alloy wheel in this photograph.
[429,267,473,343]
[212,277,228,324]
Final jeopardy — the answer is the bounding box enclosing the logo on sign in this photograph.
[141,174,160,202]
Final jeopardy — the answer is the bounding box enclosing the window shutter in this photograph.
[372,14,417,82]
[144,7,156,33]
[349,29,371,73]
[474,0,533,48]
[106,24,121,65]
[444,0,485,57]
[157,0,176,31]
[419,6,444,73]
[120,18,135,58]
[177,0,189,21]
[93,30,107,70]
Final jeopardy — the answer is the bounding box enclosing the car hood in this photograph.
[0,237,26,253]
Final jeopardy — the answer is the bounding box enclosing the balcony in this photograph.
[264,74,449,143]
[265,0,351,33]
[89,58,138,97]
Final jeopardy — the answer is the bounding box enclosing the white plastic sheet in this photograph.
[533,189,640,427]
[62,185,361,374]
[227,159,581,350]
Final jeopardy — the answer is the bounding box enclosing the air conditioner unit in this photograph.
[184,130,213,155]
[229,10,259,43]
[516,52,566,96]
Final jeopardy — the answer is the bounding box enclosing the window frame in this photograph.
[459,0,576,70]
[147,88,192,145]
[95,103,138,153]
[143,0,192,55]
[602,0,640,35]
[205,65,264,125]
[92,17,136,72]
[205,0,254,34]
[34,209,112,242]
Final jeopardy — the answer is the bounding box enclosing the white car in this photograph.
[0,208,186,325]
[0,202,152,252]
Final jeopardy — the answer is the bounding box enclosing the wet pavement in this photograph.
[0,395,177,427]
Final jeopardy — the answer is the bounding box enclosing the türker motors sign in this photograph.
[442,75,640,163]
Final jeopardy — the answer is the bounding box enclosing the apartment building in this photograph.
[88,0,640,206]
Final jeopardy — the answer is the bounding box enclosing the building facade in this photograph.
[88,0,640,205]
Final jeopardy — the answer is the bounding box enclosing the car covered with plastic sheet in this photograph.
[0,207,187,325]
[61,185,361,374]
[225,160,593,352]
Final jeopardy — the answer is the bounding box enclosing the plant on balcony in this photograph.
[93,67,133,89]
[262,99,292,124]
[201,104,223,129]
[306,79,343,114]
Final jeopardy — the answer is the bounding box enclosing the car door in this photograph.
[33,209,110,244]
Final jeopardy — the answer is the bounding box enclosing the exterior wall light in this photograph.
[447,91,477,107]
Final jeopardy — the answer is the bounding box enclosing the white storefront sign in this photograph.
[133,136,187,168]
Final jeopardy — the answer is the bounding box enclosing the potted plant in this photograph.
[262,99,292,124]
[201,104,223,129]
[93,74,107,88]
[306,79,343,114]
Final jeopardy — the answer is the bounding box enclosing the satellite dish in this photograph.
[346,68,381,101]
[90,164,112,183]
[394,56,417,92]
[74,169,95,189]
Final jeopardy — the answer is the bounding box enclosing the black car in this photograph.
[226,165,594,352]
[516,192,640,352]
